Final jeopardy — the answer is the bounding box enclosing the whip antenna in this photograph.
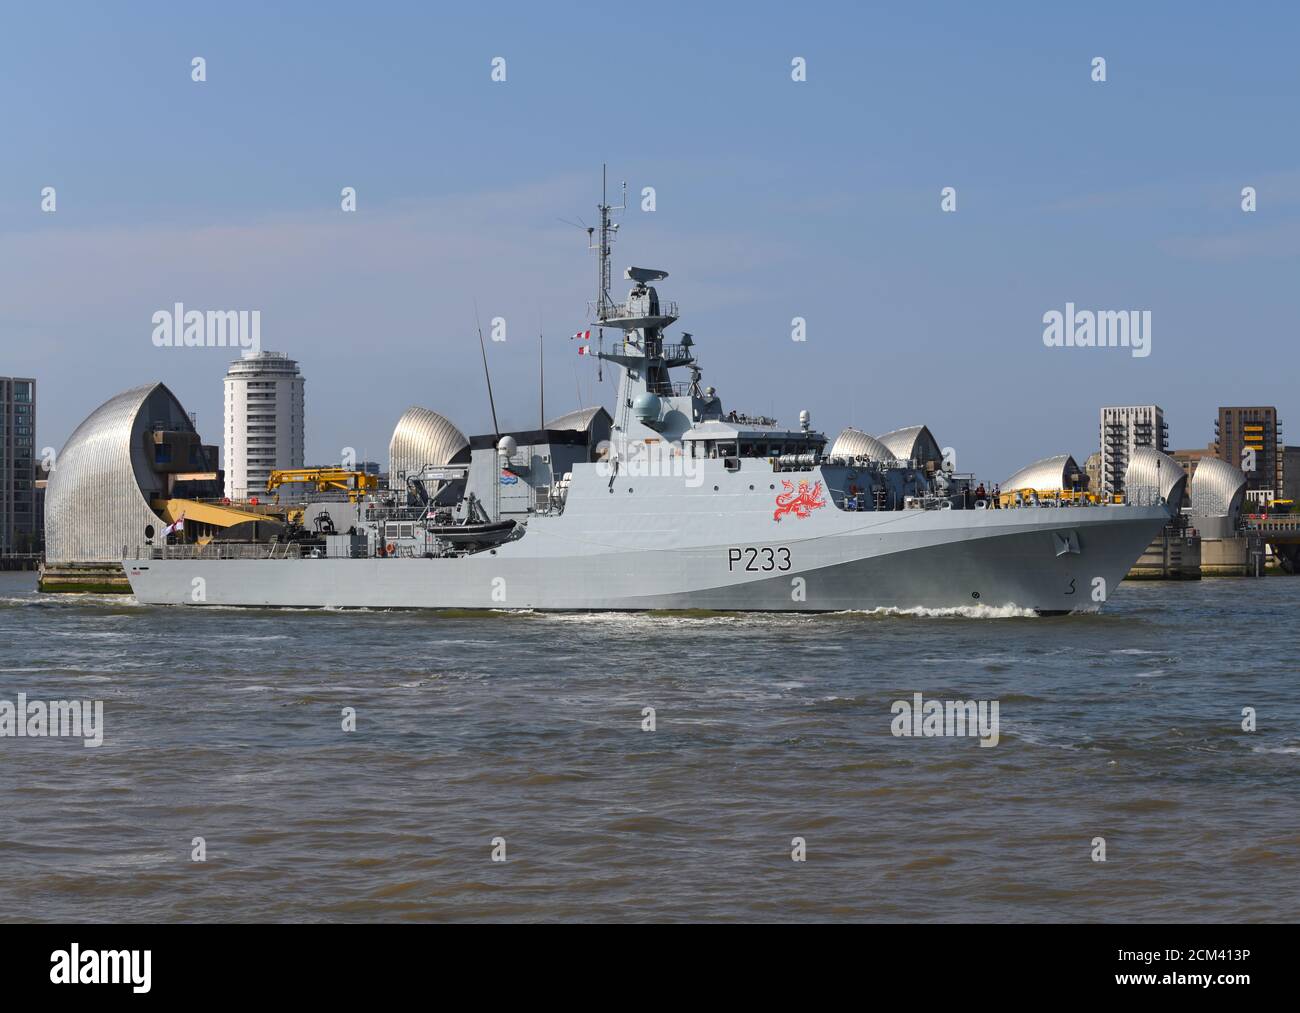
[474,302,499,437]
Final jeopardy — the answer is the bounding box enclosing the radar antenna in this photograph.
[586,164,625,384]
[588,163,626,321]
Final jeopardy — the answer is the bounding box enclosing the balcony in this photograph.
[647,380,697,397]
[593,298,679,327]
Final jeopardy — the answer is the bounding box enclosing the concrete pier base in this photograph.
[1127,528,1202,580]
[1199,535,1269,577]
[38,562,132,594]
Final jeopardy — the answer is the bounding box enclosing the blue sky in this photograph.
[2,1,1297,480]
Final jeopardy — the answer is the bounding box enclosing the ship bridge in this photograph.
[680,421,824,460]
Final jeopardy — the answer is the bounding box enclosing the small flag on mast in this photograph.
[571,330,590,340]
[577,346,592,356]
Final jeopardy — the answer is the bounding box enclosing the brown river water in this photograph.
[1,570,1297,922]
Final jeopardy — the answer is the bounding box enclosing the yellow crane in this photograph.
[265,468,379,503]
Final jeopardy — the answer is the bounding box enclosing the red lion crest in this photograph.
[773,479,826,520]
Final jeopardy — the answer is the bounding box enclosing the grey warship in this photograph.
[126,180,1172,612]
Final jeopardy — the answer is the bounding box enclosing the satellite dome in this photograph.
[633,391,662,424]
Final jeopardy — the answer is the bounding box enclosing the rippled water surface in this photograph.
[1,571,1297,922]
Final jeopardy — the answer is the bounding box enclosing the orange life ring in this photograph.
[385,543,396,555]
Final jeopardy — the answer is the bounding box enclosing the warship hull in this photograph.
[126,472,1170,613]
[123,183,1178,616]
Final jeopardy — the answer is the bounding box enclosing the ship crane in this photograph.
[265,468,379,503]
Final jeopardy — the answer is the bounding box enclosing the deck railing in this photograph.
[125,542,303,561]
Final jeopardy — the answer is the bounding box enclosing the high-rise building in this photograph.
[1099,405,1168,496]
[1283,446,1300,505]
[34,458,50,552]
[1170,446,1215,480]
[1213,406,1282,504]
[1,377,38,553]
[223,351,305,499]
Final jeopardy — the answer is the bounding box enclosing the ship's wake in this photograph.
[832,604,1040,620]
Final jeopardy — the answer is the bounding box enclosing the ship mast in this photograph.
[579,166,693,456]
[590,163,625,320]
[587,164,625,382]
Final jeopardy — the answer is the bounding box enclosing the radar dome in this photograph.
[633,392,662,424]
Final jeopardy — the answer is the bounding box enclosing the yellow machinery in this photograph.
[150,497,285,543]
[997,488,1103,509]
[265,468,379,503]
[154,498,271,527]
